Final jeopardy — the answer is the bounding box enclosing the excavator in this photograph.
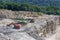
[7,18,34,29]
[7,22,22,29]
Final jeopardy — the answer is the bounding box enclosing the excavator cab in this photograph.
[7,22,22,29]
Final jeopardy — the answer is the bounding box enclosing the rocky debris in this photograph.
[25,15,60,38]
[0,10,39,18]
[0,33,9,40]
[8,32,36,40]
[0,19,15,26]
[0,26,36,40]
[0,15,60,40]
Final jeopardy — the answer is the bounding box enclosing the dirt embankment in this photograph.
[0,9,42,19]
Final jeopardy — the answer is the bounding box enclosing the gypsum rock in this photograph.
[0,33,10,40]
[7,32,36,40]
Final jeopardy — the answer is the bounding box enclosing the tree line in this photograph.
[0,2,60,15]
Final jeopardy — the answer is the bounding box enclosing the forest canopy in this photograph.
[0,2,60,15]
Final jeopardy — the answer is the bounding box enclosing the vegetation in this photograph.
[0,0,60,6]
[0,2,60,15]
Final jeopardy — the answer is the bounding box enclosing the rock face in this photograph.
[8,32,36,40]
[0,10,60,40]
[0,16,60,40]
[25,15,60,38]
[0,10,39,19]
[0,26,36,40]
[0,33,9,40]
[0,19,36,40]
